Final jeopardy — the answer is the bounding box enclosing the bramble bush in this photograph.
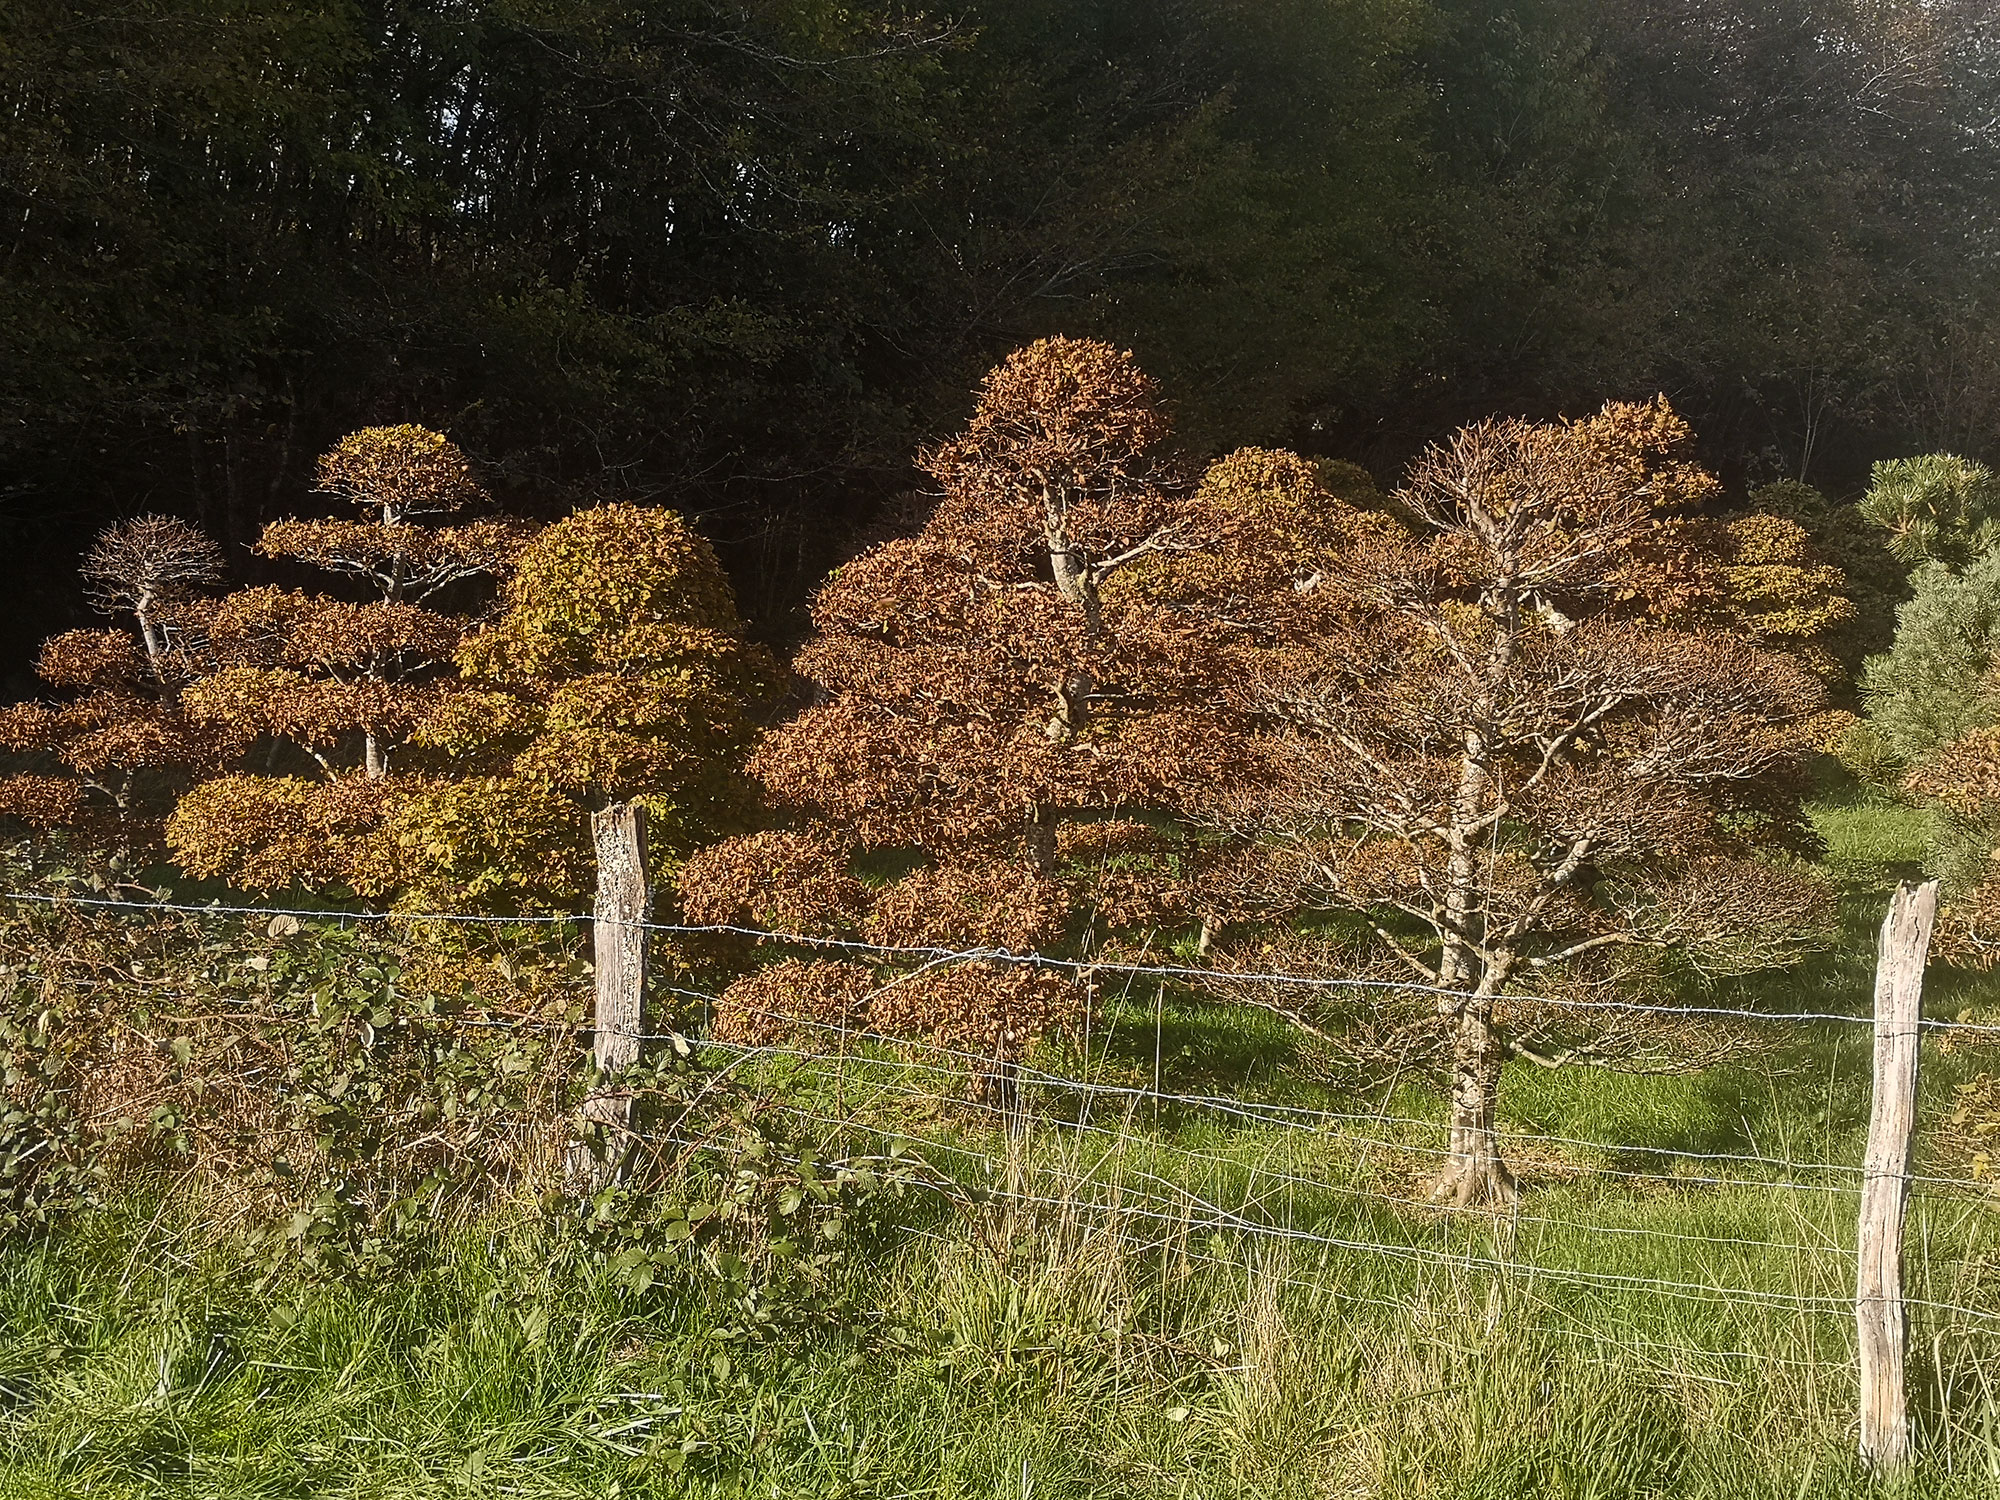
[0,870,582,1263]
[0,847,938,1320]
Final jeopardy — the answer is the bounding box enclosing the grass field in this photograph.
[2,782,1998,1498]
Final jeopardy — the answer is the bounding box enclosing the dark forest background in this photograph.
[4,0,1997,684]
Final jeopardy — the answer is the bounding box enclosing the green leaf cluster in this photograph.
[1859,553,2000,768]
[1858,456,2000,569]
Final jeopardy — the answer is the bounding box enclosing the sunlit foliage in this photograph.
[167,427,528,891]
[399,503,775,910]
[1223,401,1842,1204]
[687,344,1406,1067]
[685,338,1342,1063]
[0,517,233,854]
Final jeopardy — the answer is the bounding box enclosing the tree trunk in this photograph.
[1025,805,1058,872]
[1432,718,1504,1205]
[1432,994,1518,1206]
[134,600,166,680]
[1048,669,1093,740]
[1428,580,1522,1208]
[1043,481,1103,638]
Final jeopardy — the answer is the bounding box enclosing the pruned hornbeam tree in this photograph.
[1231,402,1844,1206]
[0,516,236,855]
[166,426,533,893]
[78,516,227,678]
[258,424,530,603]
[402,503,776,914]
[681,338,1345,1067]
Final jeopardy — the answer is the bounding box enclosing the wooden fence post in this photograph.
[1856,878,1938,1474]
[572,801,650,1186]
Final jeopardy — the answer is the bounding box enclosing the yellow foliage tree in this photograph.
[395,504,776,911]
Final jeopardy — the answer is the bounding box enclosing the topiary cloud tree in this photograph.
[398,503,777,914]
[1235,403,1842,1206]
[0,516,235,859]
[679,338,1338,1068]
[1740,478,1902,687]
[165,425,531,894]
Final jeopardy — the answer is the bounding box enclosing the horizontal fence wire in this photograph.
[668,1010,2000,1195]
[746,1096,2000,1328]
[9,885,2000,1358]
[673,1006,1932,1187]
[31,965,1997,1195]
[681,1037,1865,1257]
[721,1104,1959,1326]
[12,888,2000,1038]
[890,1206,1861,1378]
[686,1033,1872,1198]
[45,973,2000,1197]
[8,889,2000,1194]
[921,1216,1855,1379]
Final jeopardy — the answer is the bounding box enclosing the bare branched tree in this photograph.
[79,515,225,675]
[1228,403,1842,1206]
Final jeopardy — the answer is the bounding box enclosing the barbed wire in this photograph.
[12,888,2000,1037]
[0,890,582,927]
[30,970,1986,1197]
[753,1098,1988,1323]
[721,1130,1869,1337]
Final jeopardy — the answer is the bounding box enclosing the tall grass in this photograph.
[2,1162,1995,1499]
[2,781,1997,1497]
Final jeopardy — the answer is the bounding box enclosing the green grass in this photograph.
[0,1179,1994,1500]
[4,779,2000,1497]
[0,1188,1974,1500]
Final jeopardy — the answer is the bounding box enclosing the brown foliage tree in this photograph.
[78,515,225,676]
[710,959,875,1047]
[167,426,530,892]
[682,339,1337,1062]
[0,516,233,855]
[1234,403,1841,1205]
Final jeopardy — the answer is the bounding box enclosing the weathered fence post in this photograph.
[571,801,650,1186]
[1856,878,1938,1475]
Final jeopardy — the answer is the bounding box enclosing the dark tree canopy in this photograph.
[4,0,1996,680]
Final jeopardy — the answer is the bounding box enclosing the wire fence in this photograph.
[697,1045,2000,1322]
[4,884,1999,1377]
[12,887,2000,1038]
[17,888,1993,1188]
